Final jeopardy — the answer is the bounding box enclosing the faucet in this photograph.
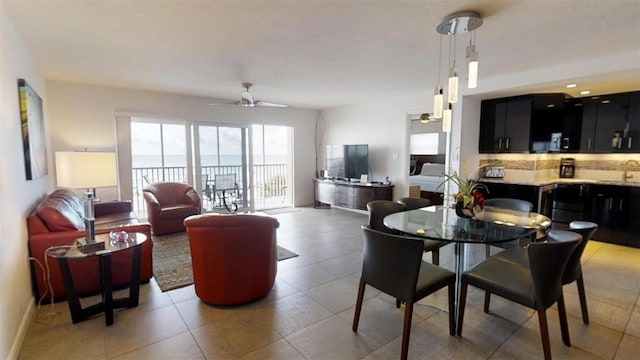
[623,159,640,182]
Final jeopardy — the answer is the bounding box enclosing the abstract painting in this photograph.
[18,78,47,180]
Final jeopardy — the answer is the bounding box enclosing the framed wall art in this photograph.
[18,78,48,180]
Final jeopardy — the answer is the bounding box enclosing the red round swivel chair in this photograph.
[184,213,279,305]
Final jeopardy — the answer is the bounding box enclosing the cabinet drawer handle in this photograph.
[619,199,623,211]
[498,138,503,150]
[505,137,510,150]
[629,137,633,149]
[588,138,592,150]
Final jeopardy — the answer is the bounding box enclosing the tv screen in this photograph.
[326,144,369,180]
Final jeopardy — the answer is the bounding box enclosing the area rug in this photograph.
[152,232,298,292]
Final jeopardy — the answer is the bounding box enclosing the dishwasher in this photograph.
[552,183,586,229]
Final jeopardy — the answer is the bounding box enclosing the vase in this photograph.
[455,200,474,218]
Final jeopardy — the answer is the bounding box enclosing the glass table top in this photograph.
[46,232,147,259]
[383,205,551,244]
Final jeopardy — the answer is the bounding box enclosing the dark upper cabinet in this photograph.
[479,96,532,153]
[594,92,630,152]
[627,91,640,152]
[529,94,580,153]
[579,97,599,152]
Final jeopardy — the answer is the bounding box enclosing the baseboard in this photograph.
[7,297,35,360]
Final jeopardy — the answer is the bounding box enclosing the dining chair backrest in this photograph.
[528,230,581,310]
[397,197,432,210]
[366,200,406,234]
[485,198,533,212]
[564,221,598,283]
[361,225,424,302]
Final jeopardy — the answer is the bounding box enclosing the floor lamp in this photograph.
[55,151,118,242]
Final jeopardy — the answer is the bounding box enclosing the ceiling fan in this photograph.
[209,83,288,108]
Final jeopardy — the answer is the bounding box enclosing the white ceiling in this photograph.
[4,0,640,110]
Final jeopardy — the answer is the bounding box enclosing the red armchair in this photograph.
[184,213,279,305]
[143,182,201,235]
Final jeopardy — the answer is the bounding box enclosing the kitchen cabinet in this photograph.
[627,91,640,152]
[594,92,630,152]
[584,184,639,248]
[479,96,532,153]
[579,97,599,152]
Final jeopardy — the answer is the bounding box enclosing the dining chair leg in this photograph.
[432,249,440,266]
[485,244,491,258]
[456,282,468,336]
[401,302,414,360]
[352,279,366,332]
[483,292,491,314]
[576,274,590,325]
[447,283,455,336]
[557,291,571,347]
[537,309,552,360]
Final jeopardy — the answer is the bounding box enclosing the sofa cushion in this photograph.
[36,191,85,231]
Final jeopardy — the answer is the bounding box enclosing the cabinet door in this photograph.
[479,99,499,153]
[580,97,598,152]
[626,91,639,152]
[504,97,532,152]
[594,93,630,152]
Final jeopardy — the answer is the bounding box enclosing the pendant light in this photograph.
[435,11,483,118]
[466,32,479,89]
[447,35,458,103]
[433,37,444,118]
[442,104,452,132]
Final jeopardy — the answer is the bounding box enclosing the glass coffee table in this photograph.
[46,232,147,326]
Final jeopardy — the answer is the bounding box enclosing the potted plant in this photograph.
[437,162,488,218]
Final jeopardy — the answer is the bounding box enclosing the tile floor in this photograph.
[18,207,640,359]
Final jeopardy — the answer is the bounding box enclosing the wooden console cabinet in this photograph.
[313,178,394,210]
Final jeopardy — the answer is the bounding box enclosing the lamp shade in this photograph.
[55,151,118,189]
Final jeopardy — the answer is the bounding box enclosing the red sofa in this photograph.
[27,188,153,301]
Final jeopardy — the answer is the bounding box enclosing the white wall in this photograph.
[0,3,50,358]
[46,81,319,207]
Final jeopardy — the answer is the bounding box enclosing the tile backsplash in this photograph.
[479,154,640,183]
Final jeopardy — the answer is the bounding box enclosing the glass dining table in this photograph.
[384,205,552,332]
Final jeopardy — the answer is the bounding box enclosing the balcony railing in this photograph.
[132,164,289,215]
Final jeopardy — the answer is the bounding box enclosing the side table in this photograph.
[46,232,147,326]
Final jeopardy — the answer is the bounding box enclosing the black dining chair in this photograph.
[366,200,406,234]
[456,230,581,360]
[484,198,535,257]
[397,197,447,266]
[487,221,598,325]
[353,226,456,360]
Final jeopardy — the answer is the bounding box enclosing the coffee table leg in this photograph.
[100,254,114,326]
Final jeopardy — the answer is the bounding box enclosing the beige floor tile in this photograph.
[174,296,242,330]
[191,315,281,358]
[453,302,520,353]
[304,277,366,313]
[236,292,334,337]
[238,338,306,360]
[111,332,205,359]
[278,263,338,291]
[615,334,640,360]
[286,316,381,359]
[167,284,198,304]
[625,309,640,338]
[104,304,190,358]
[567,296,632,332]
[314,252,363,277]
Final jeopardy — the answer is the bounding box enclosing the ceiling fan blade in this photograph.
[255,100,288,108]
[208,100,240,106]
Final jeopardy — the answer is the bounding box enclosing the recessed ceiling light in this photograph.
[580,90,591,95]
[566,84,577,88]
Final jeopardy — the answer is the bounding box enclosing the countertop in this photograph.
[479,178,640,188]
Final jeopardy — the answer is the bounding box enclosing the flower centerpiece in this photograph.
[437,162,488,218]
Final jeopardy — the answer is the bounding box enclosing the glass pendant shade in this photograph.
[442,106,452,132]
[447,70,458,103]
[433,86,444,118]
[466,44,478,89]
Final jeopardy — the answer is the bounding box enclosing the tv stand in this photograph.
[313,178,394,210]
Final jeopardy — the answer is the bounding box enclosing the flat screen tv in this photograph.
[326,144,369,180]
